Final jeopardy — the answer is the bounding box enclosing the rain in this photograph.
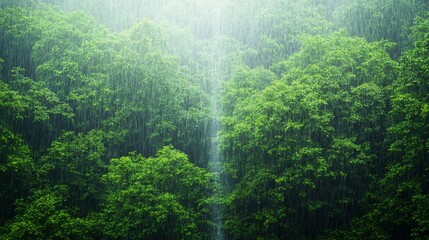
[0,0,428,239]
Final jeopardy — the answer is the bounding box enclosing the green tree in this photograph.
[32,11,114,133]
[0,4,62,79]
[221,32,397,239]
[0,124,34,224]
[0,130,106,239]
[227,0,333,67]
[384,14,429,237]
[0,67,74,149]
[101,146,214,239]
[38,130,106,214]
[333,0,429,58]
[105,19,211,165]
[336,13,429,240]
[0,4,212,166]
[0,186,98,240]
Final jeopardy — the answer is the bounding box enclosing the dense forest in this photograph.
[0,0,428,239]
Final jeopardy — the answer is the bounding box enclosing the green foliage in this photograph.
[93,17,212,163]
[227,0,334,66]
[0,125,32,173]
[222,65,277,116]
[2,67,74,121]
[31,10,114,132]
[38,130,106,213]
[333,0,429,57]
[0,186,97,240]
[0,124,34,224]
[1,1,428,239]
[322,13,429,240]
[101,146,214,239]
[0,3,211,164]
[0,5,61,77]
[0,66,74,153]
[1,130,104,239]
[221,32,397,239]
[363,13,429,239]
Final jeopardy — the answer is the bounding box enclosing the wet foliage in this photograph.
[0,0,428,239]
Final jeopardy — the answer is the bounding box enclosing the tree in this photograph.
[37,130,106,214]
[384,14,429,238]
[333,0,429,58]
[0,186,98,240]
[0,130,106,239]
[226,0,333,67]
[221,31,397,239]
[0,124,34,224]
[338,13,429,240]
[0,67,74,148]
[101,146,214,239]
[104,19,212,165]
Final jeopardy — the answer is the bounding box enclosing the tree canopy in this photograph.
[0,0,428,239]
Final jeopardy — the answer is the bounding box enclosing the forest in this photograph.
[0,0,428,239]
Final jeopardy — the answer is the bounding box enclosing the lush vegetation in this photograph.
[0,0,428,239]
